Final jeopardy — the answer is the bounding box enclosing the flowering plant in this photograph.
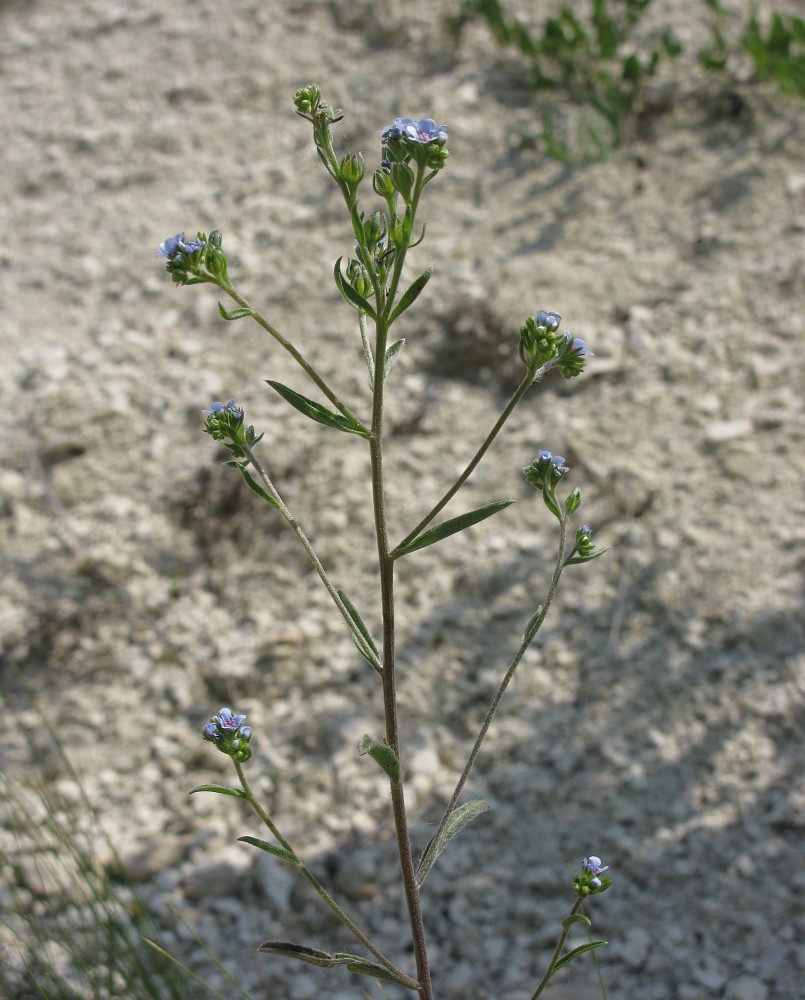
[158,85,611,999]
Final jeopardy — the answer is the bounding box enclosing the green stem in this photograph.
[394,364,539,555]
[243,443,382,674]
[233,763,417,989]
[420,513,568,879]
[221,283,363,427]
[529,898,584,1000]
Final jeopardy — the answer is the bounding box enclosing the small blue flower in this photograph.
[156,233,206,260]
[382,117,448,146]
[536,310,562,332]
[217,707,247,731]
[156,233,186,258]
[582,855,609,876]
[202,399,244,421]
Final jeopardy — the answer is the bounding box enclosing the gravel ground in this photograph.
[1,1,804,998]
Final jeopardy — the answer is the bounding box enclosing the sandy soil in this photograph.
[1,1,804,998]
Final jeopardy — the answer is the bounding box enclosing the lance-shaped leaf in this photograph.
[265,380,369,437]
[416,799,489,885]
[552,939,608,974]
[334,257,376,320]
[256,944,418,990]
[389,266,432,323]
[382,339,405,383]
[358,735,400,783]
[239,467,282,512]
[393,500,514,559]
[238,836,299,866]
[218,302,252,321]
[338,589,381,667]
[188,783,249,800]
[564,546,611,566]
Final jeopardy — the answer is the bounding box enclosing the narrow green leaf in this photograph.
[417,799,490,884]
[265,380,369,437]
[256,945,417,990]
[337,590,380,660]
[552,939,608,973]
[218,302,252,321]
[237,836,299,866]
[239,468,282,511]
[257,942,338,968]
[389,266,432,323]
[358,735,400,783]
[333,257,376,320]
[565,546,610,566]
[188,783,249,800]
[561,912,592,932]
[338,956,418,990]
[381,339,406,383]
[393,500,514,559]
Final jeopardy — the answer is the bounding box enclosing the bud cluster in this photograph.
[202,399,262,460]
[574,855,612,898]
[202,707,253,764]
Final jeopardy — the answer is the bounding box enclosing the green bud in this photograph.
[373,167,395,199]
[293,83,321,118]
[339,152,366,193]
[390,162,415,202]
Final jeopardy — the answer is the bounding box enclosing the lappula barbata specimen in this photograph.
[160,85,612,999]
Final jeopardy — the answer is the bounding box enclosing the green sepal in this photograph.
[358,735,400,783]
[393,500,514,559]
[564,487,582,515]
[416,799,490,885]
[565,546,610,566]
[552,939,608,974]
[188,783,249,800]
[265,380,369,437]
[237,836,299,866]
[218,302,252,321]
[334,257,377,320]
[337,589,381,667]
[256,944,417,990]
[239,467,282,511]
[382,339,405,383]
[389,266,432,323]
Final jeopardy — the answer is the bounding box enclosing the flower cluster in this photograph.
[381,117,448,146]
[156,229,229,286]
[574,855,612,897]
[524,450,570,493]
[202,707,253,764]
[381,116,449,174]
[202,399,262,460]
[519,309,592,375]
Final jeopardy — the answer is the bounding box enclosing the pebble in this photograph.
[725,975,769,1000]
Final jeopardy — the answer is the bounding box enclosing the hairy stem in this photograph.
[222,282,365,427]
[370,312,433,999]
[243,444,381,674]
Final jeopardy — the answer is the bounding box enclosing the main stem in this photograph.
[370,323,433,1000]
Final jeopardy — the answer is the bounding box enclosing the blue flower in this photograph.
[536,310,562,332]
[582,855,609,876]
[156,233,185,258]
[382,117,448,146]
[202,399,244,421]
